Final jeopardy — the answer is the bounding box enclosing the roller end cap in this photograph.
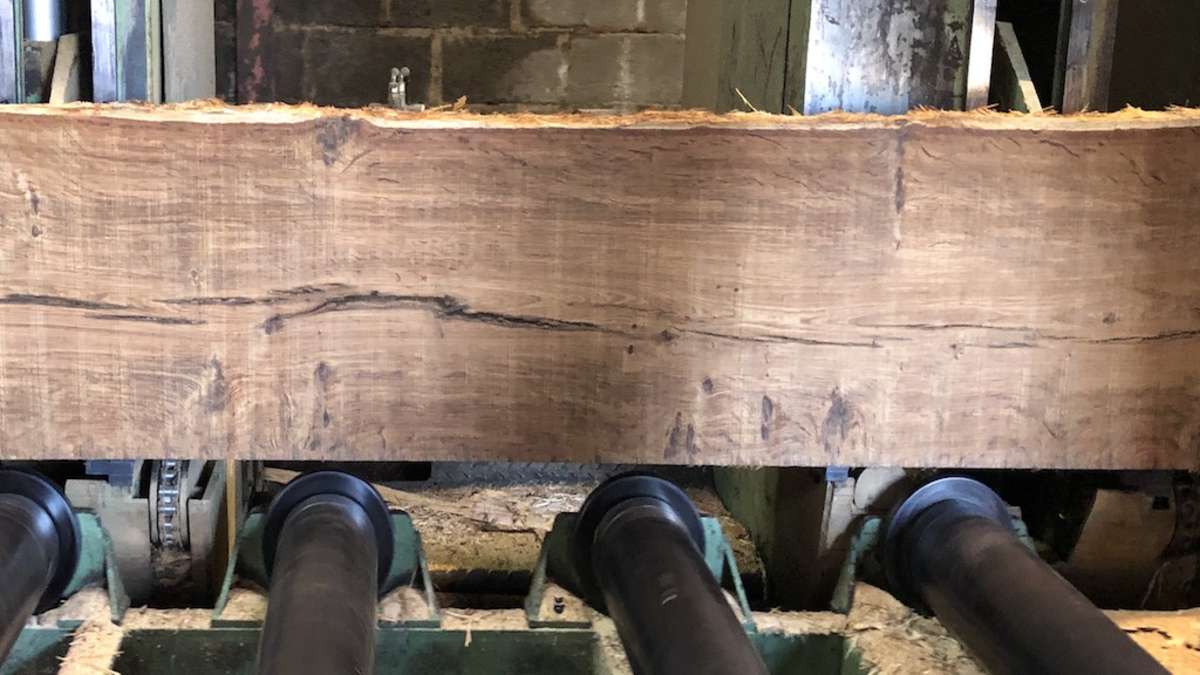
[0,470,81,613]
[572,473,705,608]
[883,476,1011,610]
[262,471,395,593]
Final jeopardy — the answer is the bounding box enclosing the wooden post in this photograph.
[682,0,791,113]
[1056,0,1119,112]
[990,21,1042,112]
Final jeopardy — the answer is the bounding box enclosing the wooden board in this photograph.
[1055,0,1119,113]
[990,22,1042,113]
[0,105,1199,468]
[49,34,83,104]
[683,0,792,113]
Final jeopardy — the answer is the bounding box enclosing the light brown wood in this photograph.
[0,105,1198,468]
[846,583,1200,674]
[991,22,1042,113]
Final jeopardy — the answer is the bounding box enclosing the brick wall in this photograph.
[216,0,687,110]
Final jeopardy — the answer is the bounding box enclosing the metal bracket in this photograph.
[524,512,757,630]
[212,511,440,628]
[388,66,425,111]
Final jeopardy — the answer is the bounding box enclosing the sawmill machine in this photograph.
[1,0,1199,674]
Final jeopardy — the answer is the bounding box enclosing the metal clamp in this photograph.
[388,66,425,111]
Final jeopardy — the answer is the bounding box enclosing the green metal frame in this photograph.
[212,511,440,627]
[523,513,756,630]
[2,514,127,675]
[66,513,130,623]
[829,511,1038,614]
[4,508,881,674]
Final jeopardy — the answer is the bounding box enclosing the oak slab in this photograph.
[0,106,1197,467]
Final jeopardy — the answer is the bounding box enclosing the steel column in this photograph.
[885,477,1167,675]
[90,0,160,102]
[0,0,21,103]
[256,472,394,675]
[574,474,768,675]
[22,0,62,42]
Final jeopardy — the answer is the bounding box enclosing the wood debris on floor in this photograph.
[261,468,763,591]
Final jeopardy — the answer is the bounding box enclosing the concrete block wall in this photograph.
[215,0,687,110]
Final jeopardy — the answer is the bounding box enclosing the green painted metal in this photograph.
[8,508,876,675]
[752,632,860,675]
[212,511,439,627]
[839,642,872,675]
[108,628,596,675]
[829,508,1039,615]
[525,512,756,629]
[830,517,883,614]
[100,627,863,674]
[703,516,757,629]
[713,467,830,609]
[59,513,128,623]
[0,628,71,675]
[524,513,591,629]
[7,0,25,103]
[63,514,107,596]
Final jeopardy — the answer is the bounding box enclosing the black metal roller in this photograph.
[883,475,1010,610]
[884,476,1167,675]
[256,470,395,675]
[261,470,394,592]
[572,472,706,608]
[572,473,767,675]
[0,469,80,666]
[0,470,80,613]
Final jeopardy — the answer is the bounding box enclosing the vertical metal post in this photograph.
[885,477,1167,675]
[22,0,61,42]
[91,0,161,102]
[161,0,215,101]
[965,0,999,109]
[574,475,768,675]
[0,0,23,103]
[91,0,118,101]
[256,472,394,675]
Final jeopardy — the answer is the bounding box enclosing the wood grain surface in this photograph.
[0,106,1198,468]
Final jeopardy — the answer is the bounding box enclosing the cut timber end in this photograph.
[0,105,1198,469]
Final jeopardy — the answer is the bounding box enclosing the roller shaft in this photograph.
[887,478,1167,675]
[23,0,65,42]
[576,476,768,675]
[256,472,394,675]
[256,495,380,675]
